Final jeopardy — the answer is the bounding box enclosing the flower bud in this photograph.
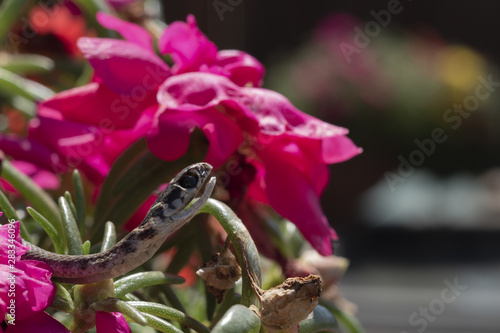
[196,247,242,303]
[252,274,322,332]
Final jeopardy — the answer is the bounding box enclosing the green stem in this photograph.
[135,312,184,333]
[114,272,185,299]
[196,198,261,307]
[127,301,211,333]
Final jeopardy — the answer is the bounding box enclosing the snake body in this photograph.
[21,163,215,284]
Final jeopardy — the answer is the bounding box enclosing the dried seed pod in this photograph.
[196,247,242,303]
[251,274,322,332]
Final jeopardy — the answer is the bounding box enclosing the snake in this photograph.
[21,162,216,284]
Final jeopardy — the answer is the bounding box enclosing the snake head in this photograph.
[143,163,215,223]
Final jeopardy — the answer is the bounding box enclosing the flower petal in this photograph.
[4,312,70,333]
[159,15,217,73]
[211,50,265,87]
[258,145,337,256]
[0,134,66,175]
[96,12,153,51]
[0,223,56,321]
[148,108,243,167]
[38,82,154,129]
[29,116,110,184]
[96,312,131,333]
[78,37,170,94]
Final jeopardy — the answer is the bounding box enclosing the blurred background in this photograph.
[2,0,500,331]
[164,1,500,332]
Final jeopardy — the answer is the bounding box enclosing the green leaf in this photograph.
[50,283,75,313]
[0,54,54,74]
[72,170,87,236]
[128,301,211,333]
[319,300,365,333]
[9,95,36,117]
[59,196,83,255]
[197,199,262,307]
[299,305,339,333]
[114,272,185,298]
[0,159,61,233]
[211,305,261,333]
[136,312,184,333]
[0,188,31,241]
[92,132,208,243]
[158,285,186,314]
[64,191,77,222]
[0,0,34,45]
[100,221,117,252]
[26,207,64,254]
[82,240,91,255]
[0,67,54,101]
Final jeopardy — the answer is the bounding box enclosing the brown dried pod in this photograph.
[251,274,322,332]
[196,247,242,303]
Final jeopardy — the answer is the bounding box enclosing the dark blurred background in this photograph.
[163,1,500,332]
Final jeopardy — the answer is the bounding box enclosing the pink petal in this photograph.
[101,105,156,165]
[159,15,217,73]
[157,72,235,111]
[257,145,337,256]
[96,312,131,333]
[322,134,363,164]
[148,108,243,167]
[8,161,60,191]
[0,222,29,262]
[0,134,66,174]
[211,50,265,87]
[0,223,56,321]
[38,82,154,129]
[239,87,362,163]
[4,312,70,333]
[96,12,153,51]
[29,117,110,184]
[78,37,170,94]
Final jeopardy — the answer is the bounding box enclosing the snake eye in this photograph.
[179,174,198,189]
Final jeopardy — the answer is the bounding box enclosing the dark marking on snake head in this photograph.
[167,187,182,202]
[179,173,198,188]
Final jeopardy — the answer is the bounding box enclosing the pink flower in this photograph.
[0,220,67,332]
[4,312,70,333]
[159,15,264,86]
[0,134,64,192]
[95,311,131,333]
[152,72,361,255]
[26,13,263,185]
[16,13,360,255]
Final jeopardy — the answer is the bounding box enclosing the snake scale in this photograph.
[21,163,216,284]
